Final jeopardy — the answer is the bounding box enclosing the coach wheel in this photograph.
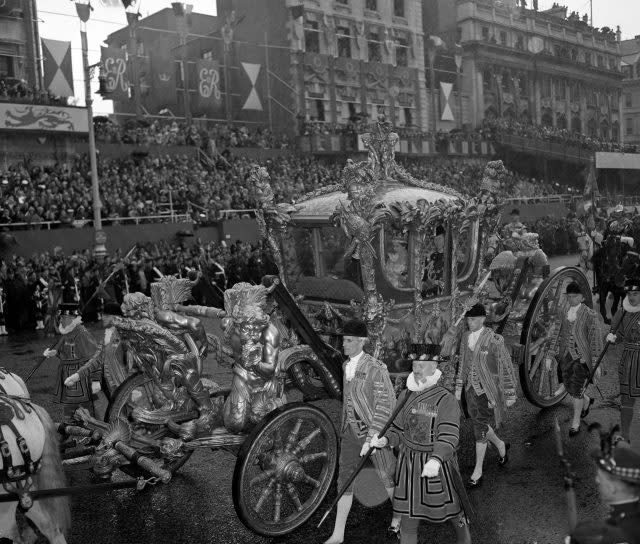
[232,402,338,537]
[520,267,592,408]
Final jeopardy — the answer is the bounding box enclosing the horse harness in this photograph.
[0,370,41,485]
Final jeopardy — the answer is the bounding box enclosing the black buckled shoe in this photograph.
[569,426,581,437]
[467,475,483,488]
[498,442,511,467]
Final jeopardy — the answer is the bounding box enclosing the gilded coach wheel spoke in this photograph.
[291,429,321,456]
[249,469,275,487]
[284,418,303,453]
[286,483,303,511]
[273,483,283,523]
[298,452,327,464]
[254,478,275,513]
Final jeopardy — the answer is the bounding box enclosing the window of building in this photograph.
[626,94,633,107]
[587,90,597,107]
[597,55,604,67]
[403,107,413,126]
[499,31,507,46]
[585,52,592,65]
[609,58,616,70]
[393,0,405,17]
[571,49,578,61]
[481,26,489,41]
[368,31,382,63]
[366,0,377,11]
[627,118,634,136]
[623,65,633,79]
[555,79,566,100]
[396,38,408,67]
[202,50,213,60]
[337,26,351,58]
[541,77,551,98]
[304,20,320,53]
[483,68,492,88]
[456,27,463,43]
[515,35,524,50]
[0,55,13,77]
[314,99,325,122]
[570,82,579,102]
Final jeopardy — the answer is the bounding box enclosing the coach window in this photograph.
[291,227,316,277]
[381,224,410,289]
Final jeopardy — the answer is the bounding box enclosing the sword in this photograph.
[317,389,412,528]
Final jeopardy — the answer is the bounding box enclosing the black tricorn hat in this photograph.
[625,277,640,292]
[565,282,582,295]
[465,303,487,318]
[340,319,368,338]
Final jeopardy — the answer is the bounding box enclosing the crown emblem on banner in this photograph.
[159,73,171,82]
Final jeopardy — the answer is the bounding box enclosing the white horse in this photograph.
[0,369,70,544]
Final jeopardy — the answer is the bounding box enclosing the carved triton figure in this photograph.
[221,282,285,433]
[112,276,225,440]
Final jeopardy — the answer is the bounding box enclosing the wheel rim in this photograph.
[107,373,192,473]
[234,403,337,536]
[520,267,592,408]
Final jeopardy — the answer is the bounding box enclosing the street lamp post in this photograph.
[75,1,106,257]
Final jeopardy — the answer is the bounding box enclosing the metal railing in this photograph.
[0,213,192,231]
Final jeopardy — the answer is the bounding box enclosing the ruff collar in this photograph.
[407,369,442,392]
[58,316,82,335]
[623,297,640,313]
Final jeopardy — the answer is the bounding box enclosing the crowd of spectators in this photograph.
[482,118,638,154]
[0,153,582,228]
[0,77,68,107]
[0,237,275,333]
[94,118,292,150]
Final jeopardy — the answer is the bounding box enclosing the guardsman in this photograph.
[42,304,100,417]
[566,428,640,544]
[606,277,640,443]
[455,303,518,487]
[546,282,603,436]
[370,345,472,544]
[324,319,400,544]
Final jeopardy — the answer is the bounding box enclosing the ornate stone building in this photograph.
[0,0,41,89]
[622,37,640,146]
[286,0,428,130]
[447,0,624,139]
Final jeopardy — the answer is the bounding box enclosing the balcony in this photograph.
[0,18,25,44]
[494,132,596,164]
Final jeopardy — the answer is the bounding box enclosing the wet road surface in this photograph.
[2,255,638,544]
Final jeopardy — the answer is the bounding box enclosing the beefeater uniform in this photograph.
[455,327,517,441]
[548,302,603,399]
[610,299,640,399]
[338,351,396,493]
[386,374,471,525]
[51,318,100,411]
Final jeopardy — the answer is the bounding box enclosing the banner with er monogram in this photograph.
[194,59,225,117]
[100,46,129,102]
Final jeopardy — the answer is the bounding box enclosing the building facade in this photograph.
[0,0,41,90]
[622,37,640,146]
[443,0,624,139]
